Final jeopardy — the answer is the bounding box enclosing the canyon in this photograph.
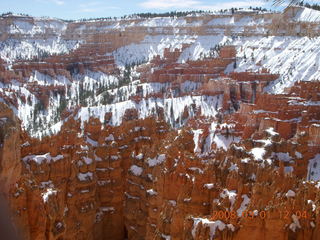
[0,5,320,240]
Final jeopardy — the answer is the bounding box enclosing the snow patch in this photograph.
[285,190,296,198]
[42,188,57,203]
[129,165,143,176]
[237,194,250,217]
[147,154,166,167]
[23,153,63,164]
[251,148,265,161]
[307,154,320,181]
[192,218,234,240]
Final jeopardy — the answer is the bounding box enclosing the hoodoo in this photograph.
[0,4,319,240]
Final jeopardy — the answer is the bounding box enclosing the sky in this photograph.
[1,0,290,20]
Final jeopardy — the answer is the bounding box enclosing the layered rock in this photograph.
[0,6,320,240]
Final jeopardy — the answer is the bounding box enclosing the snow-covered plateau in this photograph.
[0,6,319,138]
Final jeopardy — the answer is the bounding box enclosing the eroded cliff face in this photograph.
[12,78,320,240]
[0,103,21,194]
[0,5,320,240]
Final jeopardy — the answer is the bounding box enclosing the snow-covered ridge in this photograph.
[0,17,80,64]
[113,34,231,66]
[74,94,222,130]
[233,36,320,93]
[35,94,221,137]
[8,67,207,138]
[286,6,320,22]
[137,17,202,27]
[207,15,271,26]
[0,38,81,64]
[9,19,67,35]
[114,33,320,94]
[0,8,316,66]
[1,9,320,139]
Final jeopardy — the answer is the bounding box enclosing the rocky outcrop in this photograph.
[0,103,21,195]
[0,8,320,240]
[5,72,319,240]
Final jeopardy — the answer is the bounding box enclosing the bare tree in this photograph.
[269,0,303,6]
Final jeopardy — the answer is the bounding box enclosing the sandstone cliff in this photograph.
[0,6,319,240]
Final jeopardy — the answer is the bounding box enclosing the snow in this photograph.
[207,15,267,27]
[78,172,93,181]
[177,35,231,63]
[96,168,111,172]
[241,158,250,163]
[105,134,115,141]
[5,71,121,139]
[148,154,166,167]
[0,38,81,64]
[213,134,240,151]
[237,194,250,217]
[204,183,215,190]
[125,192,140,200]
[207,17,235,26]
[307,154,320,181]
[136,153,144,160]
[266,127,279,136]
[75,95,221,130]
[111,155,119,160]
[113,35,195,66]
[23,153,64,164]
[82,156,93,165]
[138,17,198,27]
[80,189,90,193]
[39,181,53,189]
[28,71,71,86]
[285,166,294,173]
[285,190,296,198]
[181,81,202,93]
[310,221,316,228]
[79,71,119,91]
[95,154,102,161]
[291,6,320,22]
[192,129,203,153]
[147,189,158,196]
[307,200,316,212]
[113,34,232,66]
[228,163,239,172]
[52,155,64,161]
[234,36,320,94]
[188,167,204,174]
[271,152,292,162]
[42,188,57,203]
[100,207,115,212]
[192,218,234,240]
[0,17,81,64]
[86,136,98,147]
[161,234,171,240]
[295,151,303,159]
[220,189,237,208]
[251,147,266,161]
[224,62,235,74]
[10,19,67,35]
[289,214,301,232]
[81,145,89,151]
[129,165,143,176]
[6,10,320,140]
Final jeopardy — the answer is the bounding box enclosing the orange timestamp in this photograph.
[212,210,310,220]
